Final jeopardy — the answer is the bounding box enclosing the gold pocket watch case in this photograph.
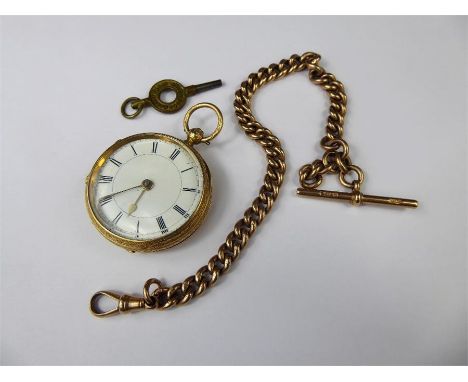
[85,103,223,252]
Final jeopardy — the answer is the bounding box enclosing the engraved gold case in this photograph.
[85,132,212,252]
[85,103,222,253]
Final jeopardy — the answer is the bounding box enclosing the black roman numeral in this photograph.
[109,158,122,167]
[152,142,158,153]
[112,211,123,225]
[173,204,189,218]
[181,167,193,173]
[99,195,113,206]
[131,145,137,156]
[136,220,140,238]
[169,149,180,160]
[182,187,197,192]
[98,175,113,183]
[156,216,168,234]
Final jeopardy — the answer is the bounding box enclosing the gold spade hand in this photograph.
[128,179,154,215]
[128,202,138,215]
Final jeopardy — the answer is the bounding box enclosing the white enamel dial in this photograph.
[90,137,204,241]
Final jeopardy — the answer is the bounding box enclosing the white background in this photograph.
[1,16,466,365]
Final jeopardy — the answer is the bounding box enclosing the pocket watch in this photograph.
[85,103,223,252]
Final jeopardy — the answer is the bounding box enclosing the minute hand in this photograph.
[99,184,143,203]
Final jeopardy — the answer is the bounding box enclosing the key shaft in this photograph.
[186,80,222,96]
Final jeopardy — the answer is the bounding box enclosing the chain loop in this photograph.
[143,278,163,308]
[297,54,364,191]
[339,165,365,189]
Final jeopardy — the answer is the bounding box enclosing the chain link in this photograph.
[144,52,363,309]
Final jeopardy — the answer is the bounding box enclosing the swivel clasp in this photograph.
[90,278,164,317]
[90,291,147,317]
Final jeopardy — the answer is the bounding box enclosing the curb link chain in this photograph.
[298,53,364,193]
[144,52,360,310]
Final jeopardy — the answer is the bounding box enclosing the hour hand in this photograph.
[128,203,137,215]
[127,181,154,215]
